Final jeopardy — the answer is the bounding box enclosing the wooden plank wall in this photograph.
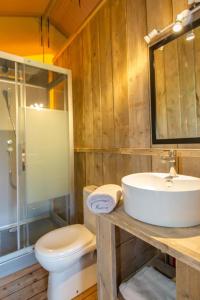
[55,0,200,223]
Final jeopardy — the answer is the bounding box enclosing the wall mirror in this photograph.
[150,19,200,144]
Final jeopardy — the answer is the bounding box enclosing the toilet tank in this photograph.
[83,185,97,234]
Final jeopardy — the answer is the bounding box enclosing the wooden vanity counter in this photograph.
[96,203,200,300]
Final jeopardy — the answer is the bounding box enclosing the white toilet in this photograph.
[35,186,97,300]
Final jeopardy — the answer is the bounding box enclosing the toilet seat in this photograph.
[35,224,95,259]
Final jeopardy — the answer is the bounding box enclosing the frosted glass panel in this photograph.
[25,108,69,204]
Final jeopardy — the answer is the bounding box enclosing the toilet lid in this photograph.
[35,224,95,258]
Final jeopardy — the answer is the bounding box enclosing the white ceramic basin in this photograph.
[122,173,200,227]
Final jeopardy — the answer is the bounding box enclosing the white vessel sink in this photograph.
[122,173,200,227]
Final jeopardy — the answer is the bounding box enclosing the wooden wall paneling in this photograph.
[84,15,104,189]
[126,0,150,148]
[111,0,129,148]
[66,35,87,223]
[85,153,103,186]
[179,156,200,177]
[115,155,152,185]
[98,0,115,149]
[102,153,117,184]
[82,24,93,148]
[67,34,84,148]
[146,0,172,32]
[151,155,170,173]
[116,234,156,286]
[178,36,197,138]
[90,13,102,149]
[82,23,98,202]
[54,0,200,223]
[74,152,86,223]
[132,155,152,173]
[194,27,200,136]
[98,0,117,188]
[115,154,133,185]
[176,260,200,300]
[177,144,200,177]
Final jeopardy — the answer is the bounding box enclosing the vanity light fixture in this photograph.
[188,0,200,6]
[172,20,183,32]
[186,30,195,40]
[172,9,192,33]
[144,6,200,44]
[144,29,160,44]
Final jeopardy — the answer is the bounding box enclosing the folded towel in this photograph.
[119,266,176,300]
[87,184,122,214]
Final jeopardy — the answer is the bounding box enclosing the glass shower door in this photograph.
[0,59,18,258]
[19,65,70,249]
[0,57,72,261]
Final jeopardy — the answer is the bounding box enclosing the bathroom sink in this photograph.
[122,173,200,227]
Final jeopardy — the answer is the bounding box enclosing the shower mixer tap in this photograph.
[7,139,13,153]
[7,139,13,145]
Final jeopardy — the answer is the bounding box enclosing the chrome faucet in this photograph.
[161,149,177,181]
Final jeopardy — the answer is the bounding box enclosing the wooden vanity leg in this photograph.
[96,216,117,300]
[176,260,200,299]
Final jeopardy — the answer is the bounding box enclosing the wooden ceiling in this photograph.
[0,0,102,59]
[49,0,102,36]
[0,0,102,36]
[0,0,50,17]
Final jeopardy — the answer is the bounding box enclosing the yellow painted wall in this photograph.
[0,17,66,60]
[25,54,54,64]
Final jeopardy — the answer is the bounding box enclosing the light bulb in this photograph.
[173,20,183,33]
[186,31,195,41]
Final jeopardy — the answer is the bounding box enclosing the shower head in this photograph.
[2,89,9,108]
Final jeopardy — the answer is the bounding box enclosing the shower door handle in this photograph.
[22,149,26,171]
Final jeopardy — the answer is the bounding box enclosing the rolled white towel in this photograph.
[87,184,122,214]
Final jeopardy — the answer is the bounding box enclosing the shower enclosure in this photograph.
[0,51,73,276]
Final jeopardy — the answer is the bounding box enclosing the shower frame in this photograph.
[0,51,74,267]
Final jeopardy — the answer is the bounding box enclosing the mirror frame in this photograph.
[150,18,200,144]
